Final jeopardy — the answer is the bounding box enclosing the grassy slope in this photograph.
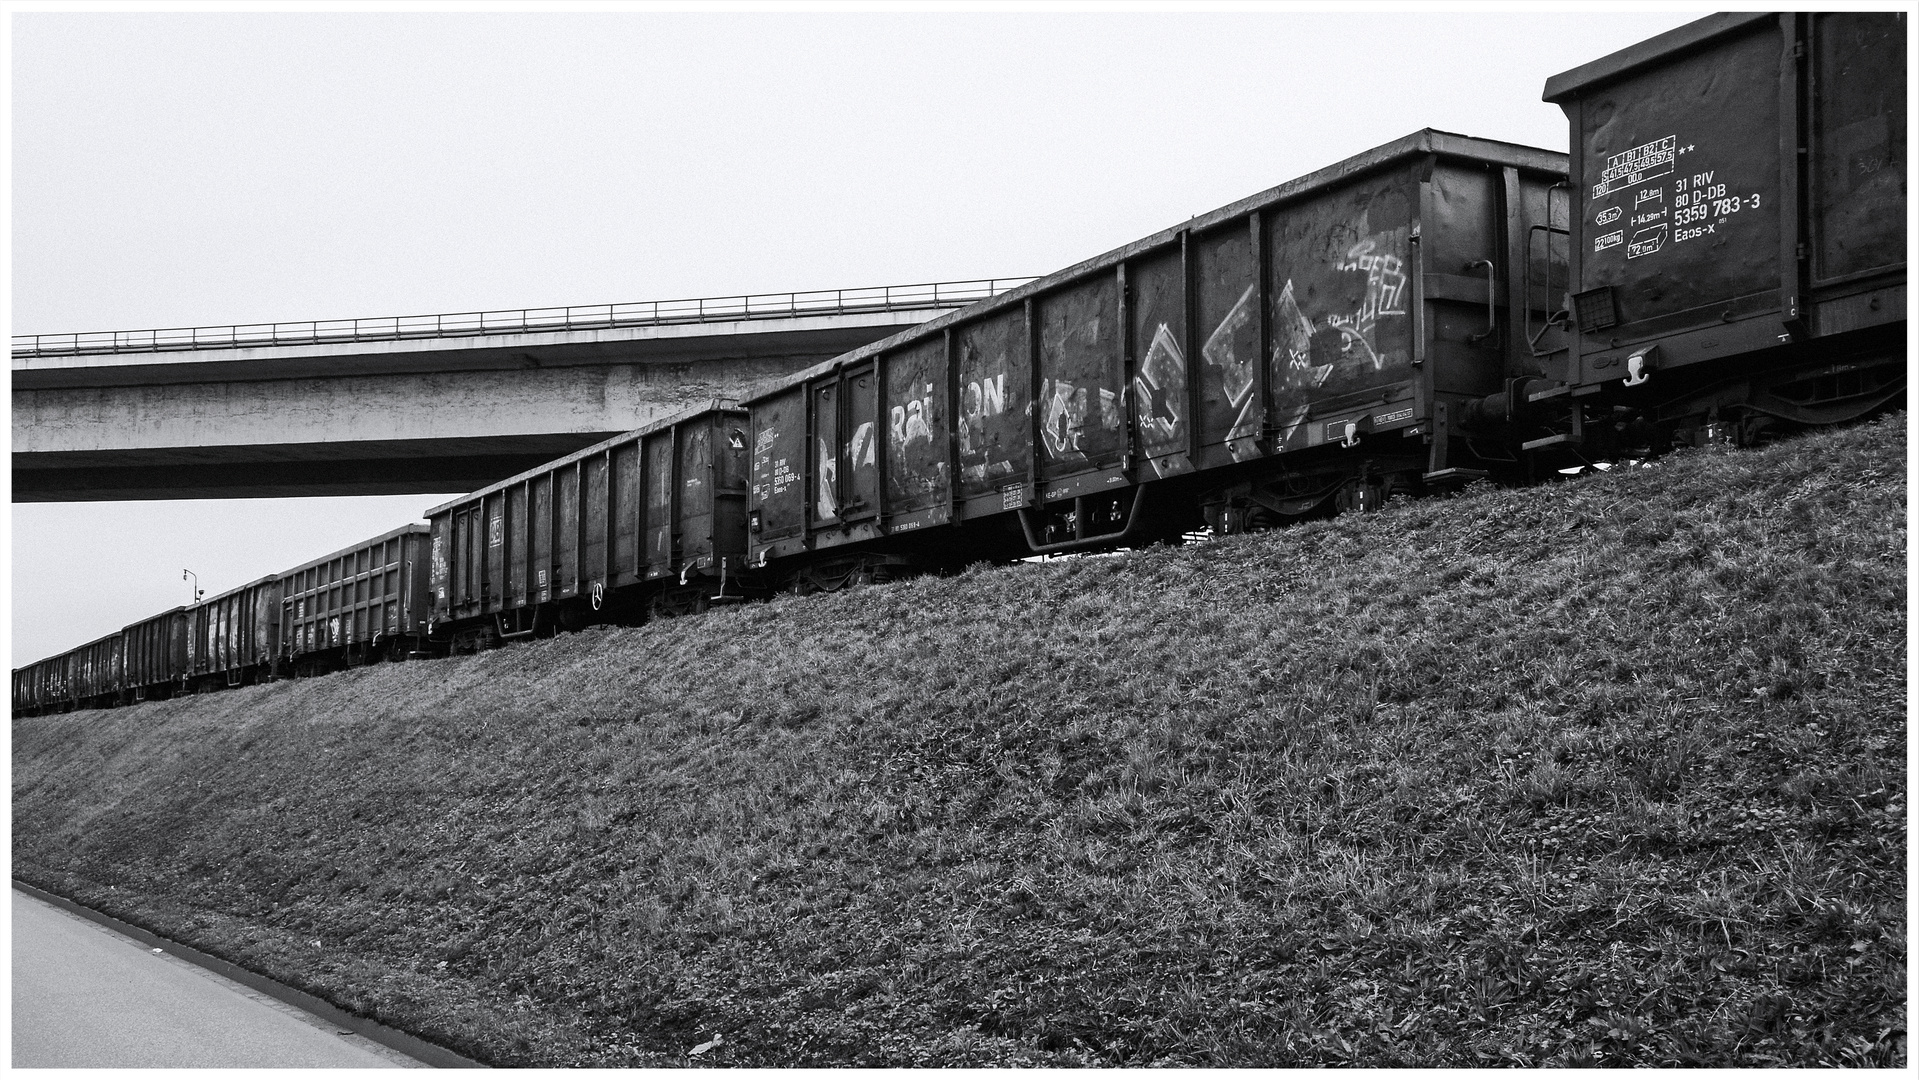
[13,416,1907,1067]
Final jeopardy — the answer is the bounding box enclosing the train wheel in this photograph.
[557,603,593,632]
[1379,472,1418,508]
[649,586,711,618]
[1737,411,1780,448]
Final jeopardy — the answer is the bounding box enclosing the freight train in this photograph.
[15,12,1905,712]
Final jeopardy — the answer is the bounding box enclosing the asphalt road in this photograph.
[12,888,421,1068]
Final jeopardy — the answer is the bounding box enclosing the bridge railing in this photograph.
[11,277,1039,359]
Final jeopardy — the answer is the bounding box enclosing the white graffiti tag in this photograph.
[816,436,837,520]
[1272,225,1411,398]
[890,383,935,450]
[1202,285,1261,459]
[1334,234,1409,339]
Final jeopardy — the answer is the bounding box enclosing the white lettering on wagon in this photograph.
[890,384,935,450]
[1593,135,1675,200]
[1627,223,1668,259]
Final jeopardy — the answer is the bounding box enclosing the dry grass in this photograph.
[13,413,1907,1066]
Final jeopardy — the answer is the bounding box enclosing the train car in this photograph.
[746,128,1570,586]
[14,16,1906,694]
[12,653,70,716]
[12,632,126,715]
[1534,11,1905,453]
[11,667,34,717]
[67,631,126,711]
[184,576,282,692]
[280,524,433,675]
[124,606,190,703]
[427,400,756,650]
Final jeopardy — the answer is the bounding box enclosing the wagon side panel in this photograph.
[882,337,950,519]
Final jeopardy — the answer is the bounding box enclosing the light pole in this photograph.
[183,569,204,603]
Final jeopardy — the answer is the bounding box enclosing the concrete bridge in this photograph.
[12,281,1029,501]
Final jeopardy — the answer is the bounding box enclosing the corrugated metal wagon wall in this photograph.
[429,400,751,642]
[123,608,188,701]
[282,524,431,669]
[186,578,281,687]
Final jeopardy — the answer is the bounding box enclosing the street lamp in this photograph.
[183,569,204,603]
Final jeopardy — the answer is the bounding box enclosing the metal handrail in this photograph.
[11,277,1039,359]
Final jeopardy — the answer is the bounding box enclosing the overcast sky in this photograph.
[11,6,1711,667]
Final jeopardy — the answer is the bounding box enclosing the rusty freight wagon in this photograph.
[11,665,39,716]
[281,524,432,675]
[746,129,1570,586]
[13,635,120,715]
[1534,11,1906,452]
[428,400,755,649]
[66,631,127,711]
[10,666,32,716]
[184,576,282,692]
[12,652,71,716]
[123,606,190,703]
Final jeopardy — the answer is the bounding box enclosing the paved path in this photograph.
[12,888,421,1068]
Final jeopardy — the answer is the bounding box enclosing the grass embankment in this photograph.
[14,416,1907,1067]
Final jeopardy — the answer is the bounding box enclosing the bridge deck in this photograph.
[13,279,1031,501]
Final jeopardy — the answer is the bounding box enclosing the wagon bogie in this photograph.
[1198,456,1432,537]
[774,551,923,596]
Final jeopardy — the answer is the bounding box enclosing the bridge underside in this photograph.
[13,310,931,501]
[13,434,620,501]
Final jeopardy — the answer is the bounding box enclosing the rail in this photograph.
[11,277,1038,359]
